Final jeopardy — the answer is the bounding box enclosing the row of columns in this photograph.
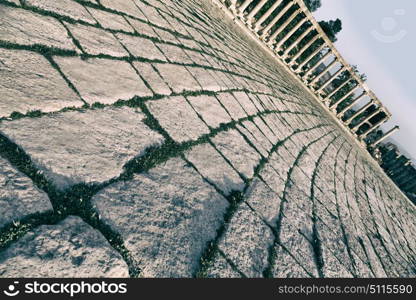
[224,0,397,146]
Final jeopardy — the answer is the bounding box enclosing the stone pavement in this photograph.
[0,0,415,278]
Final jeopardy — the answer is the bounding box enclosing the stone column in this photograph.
[238,0,255,15]
[293,39,324,68]
[246,0,269,23]
[229,0,239,14]
[329,85,361,109]
[370,126,400,147]
[309,58,338,85]
[351,108,384,131]
[267,8,302,45]
[282,25,314,56]
[324,78,354,101]
[336,91,367,117]
[358,114,389,138]
[344,101,374,125]
[254,0,284,31]
[261,2,294,39]
[274,17,308,50]
[316,65,347,92]
[302,50,332,78]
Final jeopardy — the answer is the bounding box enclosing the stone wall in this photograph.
[0,0,415,278]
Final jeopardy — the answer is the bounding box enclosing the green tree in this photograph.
[304,0,322,12]
[318,18,342,42]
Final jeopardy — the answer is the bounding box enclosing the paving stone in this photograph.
[126,17,158,38]
[24,0,96,24]
[132,62,171,95]
[245,179,282,225]
[157,43,194,64]
[272,244,314,278]
[216,93,247,120]
[86,7,134,32]
[0,49,83,117]
[116,33,165,60]
[0,107,164,188]
[54,56,152,105]
[211,129,261,179]
[146,96,210,143]
[185,143,245,195]
[66,22,128,57]
[187,95,232,128]
[205,253,242,278]
[0,5,76,50]
[154,63,201,93]
[0,157,52,228]
[100,0,146,20]
[0,216,129,277]
[91,157,228,277]
[218,203,274,277]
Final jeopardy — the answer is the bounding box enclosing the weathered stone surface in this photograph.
[216,93,247,120]
[54,56,152,105]
[146,96,210,143]
[154,63,201,93]
[0,216,129,277]
[100,0,146,20]
[0,49,83,117]
[24,0,96,24]
[91,158,229,277]
[0,5,76,50]
[187,95,232,128]
[132,62,171,95]
[0,107,164,188]
[217,203,274,277]
[185,143,245,195]
[0,157,52,228]
[116,33,165,60]
[66,23,128,57]
[86,7,134,32]
[211,129,261,179]
[245,179,282,225]
[205,253,242,278]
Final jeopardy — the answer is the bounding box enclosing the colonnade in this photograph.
[220,0,398,146]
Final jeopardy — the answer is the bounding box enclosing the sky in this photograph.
[312,0,416,160]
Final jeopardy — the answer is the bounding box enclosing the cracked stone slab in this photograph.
[91,157,229,277]
[0,157,53,228]
[0,216,129,277]
[187,95,232,128]
[146,96,210,143]
[217,203,274,277]
[24,0,96,24]
[0,4,76,50]
[216,93,247,120]
[211,129,261,179]
[65,22,128,57]
[126,17,158,38]
[154,63,201,93]
[54,56,152,105]
[245,179,282,225]
[100,0,146,20]
[205,253,242,278]
[0,107,164,189]
[116,33,165,60]
[132,62,171,95]
[185,143,245,195]
[86,7,134,32]
[0,49,83,118]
